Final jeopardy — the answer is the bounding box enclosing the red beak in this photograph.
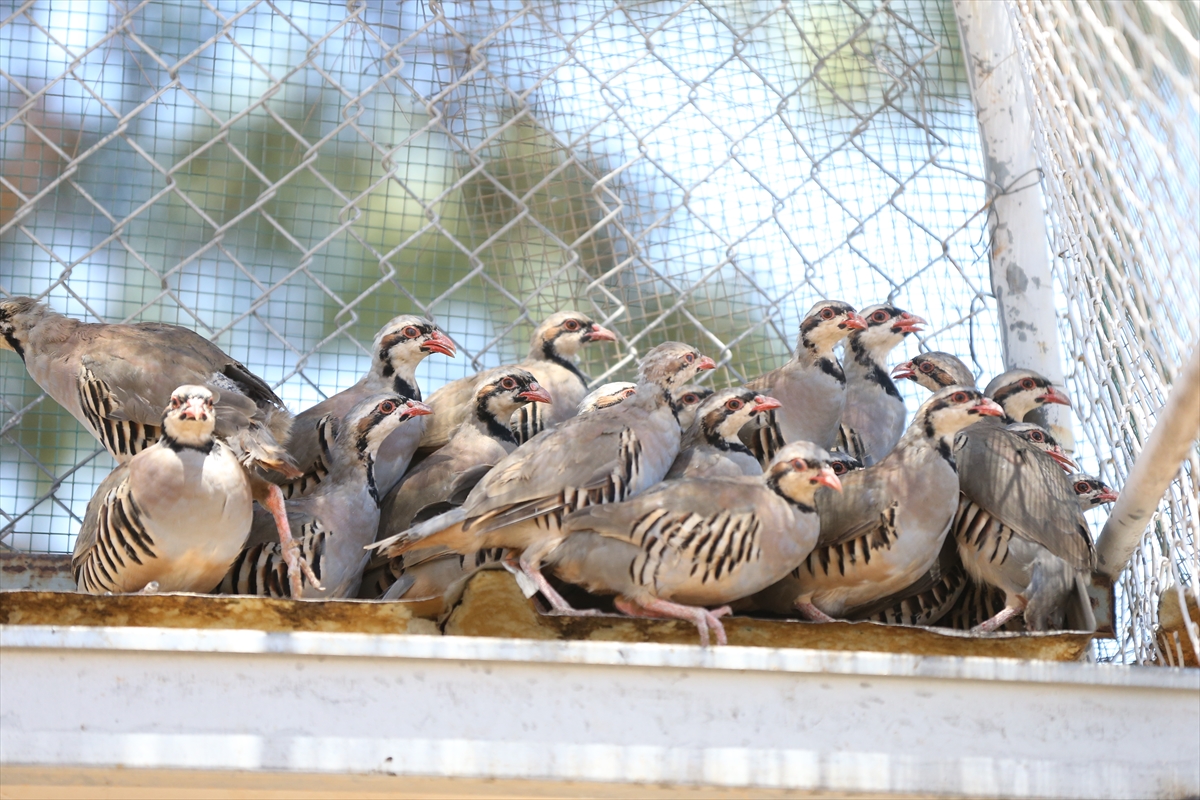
[891,360,916,381]
[753,395,782,413]
[1039,385,1072,408]
[893,312,926,334]
[402,400,434,418]
[1095,488,1120,504]
[1047,449,1077,471]
[973,398,1005,417]
[421,330,458,358]
[696,355,716,371]
[842,312,868,331]
[584,324,618,343]
[815,467,843,492]
[519,384,553,404]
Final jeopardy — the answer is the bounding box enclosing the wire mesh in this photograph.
[0,0,1191,664]
[1007,0,1200,665]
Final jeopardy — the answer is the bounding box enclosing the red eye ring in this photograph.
[684,353,695,363]
[726,399,743,411]
[380,400,397,414]
[831,462,847,475]
[1030,431,1044,442]
[683,393,698,404]
[501,377,517,390]
[871,310,888,323]
[951,391,968,403]
[920,362,934,373]
[791,458,808,471]
[820,307,835,320]
[403,326,420,338]
[1075,481,1090,493]
[564,319,580,331]
[1021,378,1036,390]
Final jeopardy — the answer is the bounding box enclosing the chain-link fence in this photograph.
[1,0,1195,664]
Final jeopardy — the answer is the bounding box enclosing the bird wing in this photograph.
[956,424,1094,570]
[814,464,894,549]
[72,462,132,575]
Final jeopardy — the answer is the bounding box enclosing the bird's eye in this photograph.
[726,398,743,411]
[831,462,848,476]
[871,310,889,323]
[684,353,695,363]
[791,458,808,471]
[501,377,517,390]
[1020,378,1036,390]
[403,326,420,338]
[920,361,935,373]
[951,391,968,403]
[1030,431,1044,442]
[1075,481,1090,493]
[379,400,397,414]
[820,307,835,320]
[682,393,698,404]
[564,319,581,331]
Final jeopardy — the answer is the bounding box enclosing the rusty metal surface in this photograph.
[445,571,1095,661]
[0,553,75,593]
[0,591,431,636]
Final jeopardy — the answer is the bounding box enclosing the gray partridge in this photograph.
[748,386,1004,620]
[419,311,616,450]
[73,386,254,595]
[666,388,780,479]
[739,300,866,463]
[837,304,926,465]
[0,296,313,595]
[369,342,715,614]
[282,315,455,499]
[218,395,432,598]
[549,442,841,645]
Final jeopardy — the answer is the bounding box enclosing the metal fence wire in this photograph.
[1,0,1196,665]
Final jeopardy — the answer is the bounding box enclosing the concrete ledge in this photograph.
[2,625,1197,799]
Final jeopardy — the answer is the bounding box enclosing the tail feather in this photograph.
[369,506,470,557]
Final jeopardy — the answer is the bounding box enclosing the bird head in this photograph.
[638,342,715,391]
[767,441,842,505]
[1006,422,1076,471]
[827,450,864,477]
[1067,473,1119,509]
[577,382,637,414]
[796,300,865,356]
[531,311,617,360]
[697,388,776,444]
[475,367,552,423]
[669,384,714,432]
[0,296,50,362]
[161,385,218,448]
[375,315,456,378]
[850,304,926,361]
[985,369,1072,422]
[344,395,433,464]
[892,351,975,393]
[916,385,1004,447]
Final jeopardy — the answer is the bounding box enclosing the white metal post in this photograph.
[1096,344,1200,578]
[952,0,1072,448]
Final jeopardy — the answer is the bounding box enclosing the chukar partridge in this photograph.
[666,388,780,479]
[578,382,637,414]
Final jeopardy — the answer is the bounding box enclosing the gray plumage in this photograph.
[984,368,1072,423]
[549,441,841,645]
[73,386,254,595]
[748,386,1004,619]
[666,388,778,479]
[419,311,616,450]
[1006,422,1076,471]
[578,382,637,414]
[370,342,716,613]
[739,300,865,462]
[892,351,975,392]
[282,315,455,499]
[838,304,926,466]
[218,395,431,598]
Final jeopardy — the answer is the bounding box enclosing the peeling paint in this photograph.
[1006,263,1029,293]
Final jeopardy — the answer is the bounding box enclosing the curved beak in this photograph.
[973,398,1006,417]
[842,311,868,331]
[402,400,434,418]
[1039,385,1072,408]
[584,324,618,343]
[815,466,843,492]
[1095,487,1120,504]
[1047,448,1077,471]
[696,355,716,371]
[519,384,553,404]
[891,360,916,381]
[421,330,458,358]
[893,312,926,335]
[753,395,782,413]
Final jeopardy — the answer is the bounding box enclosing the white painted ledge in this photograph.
[2,625,1198,799]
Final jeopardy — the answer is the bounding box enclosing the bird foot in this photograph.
[795,601,838,623]
[971,605,1024,633]
[615,597,729,646]
[282,538,323,597]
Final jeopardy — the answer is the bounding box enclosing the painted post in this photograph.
[952,0,1072,448]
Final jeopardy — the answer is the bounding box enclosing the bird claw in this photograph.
[282,538,323,597]
[795,601,837,623]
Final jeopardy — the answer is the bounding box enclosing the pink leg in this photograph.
[795,600,837,623]
[615,596,728,646]
[972,597,1027,633]
[505,549,602,617]
[262,483,321,597]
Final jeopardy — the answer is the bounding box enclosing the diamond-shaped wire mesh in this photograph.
[1,0,1193,665]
